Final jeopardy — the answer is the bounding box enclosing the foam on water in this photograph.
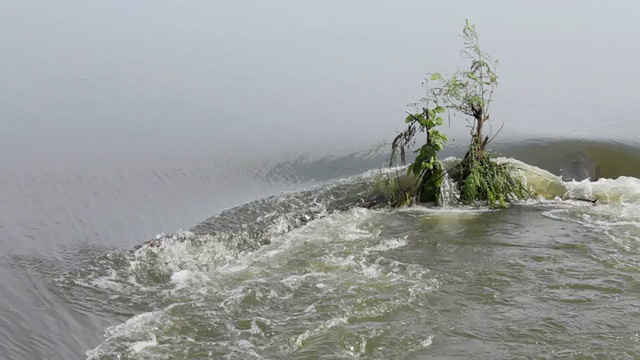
[280,272,327,291]
[364,237,407,252]
[422,335,434,348]
[130,334,158,354]
[565,176,640,203]
[292,316,349,349]
[78,204,447,358]
[541,176,640,233]
[400,204,497,215]
[86,307,171,360]
[73,160,640,358]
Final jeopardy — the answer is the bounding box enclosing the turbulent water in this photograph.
[3,140,639,359]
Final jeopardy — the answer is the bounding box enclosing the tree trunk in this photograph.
[476,116,484,147]
[474,113,489,154]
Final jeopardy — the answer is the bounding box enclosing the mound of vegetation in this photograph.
[387,20,533,207]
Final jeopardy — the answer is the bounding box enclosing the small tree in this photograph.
[389,20,531,207]
[389,99,448,205]
[429,20,497,155]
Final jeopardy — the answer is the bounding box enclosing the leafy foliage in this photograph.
[427,19,499,146]
[389,105,448,205]
[387,20,533,208]
[458,147,531,207]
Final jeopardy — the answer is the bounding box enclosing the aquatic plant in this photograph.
[389,20,532,207]
[389,105,448,205]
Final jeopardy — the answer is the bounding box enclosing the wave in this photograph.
[132,138,640,252]
[491,138,640,181]
[77,159,640,358]
[266,138,640,183]
[81,205,439,359]
[52,137,640,359]
[61,141,639,300]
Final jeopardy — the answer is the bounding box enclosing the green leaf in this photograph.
[430,73,443,81]
[423,148,437,159]
[413,163,422,177]
[434,106,446,113]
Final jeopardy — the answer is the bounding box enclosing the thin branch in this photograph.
[486,121,504,145]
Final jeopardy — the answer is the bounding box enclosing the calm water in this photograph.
[2,1,640,359]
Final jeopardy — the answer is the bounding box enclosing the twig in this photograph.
[486,121,505,145]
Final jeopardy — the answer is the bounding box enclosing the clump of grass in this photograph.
[457,147,530,207]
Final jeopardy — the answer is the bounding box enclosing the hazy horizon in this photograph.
[1,1,639,166]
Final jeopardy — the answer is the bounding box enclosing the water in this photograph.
[3,1,640,359]
[25,162,640,359]
[5,147,640,359]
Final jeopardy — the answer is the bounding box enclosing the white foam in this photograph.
[304,303,316,315]
[338,215,374,241]
[281,272,326,291]
[130,334,157,353]
[293,317,348,349]
[68,174,379,358]
[86,305,179,360]
[322,254,357,267]
[104,308,163,338]
[171,269,193,285]
[248,320,264,335]
[364,237,407,252]
[361,264,381,278]
[402,205,496,214]
[169,269,210,292]
[131,230,242,276]
[565,176,640,204]
[543,199,640,230]
[541,209,569,221]
[422,335,434,348]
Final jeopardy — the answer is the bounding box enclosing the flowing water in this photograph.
[4,140,640,359]
[4,1,640,359]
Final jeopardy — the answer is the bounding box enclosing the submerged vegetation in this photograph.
[387,20,533,207]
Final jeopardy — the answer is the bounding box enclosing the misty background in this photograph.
[2,1,638,160]
[1,0,639,248]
